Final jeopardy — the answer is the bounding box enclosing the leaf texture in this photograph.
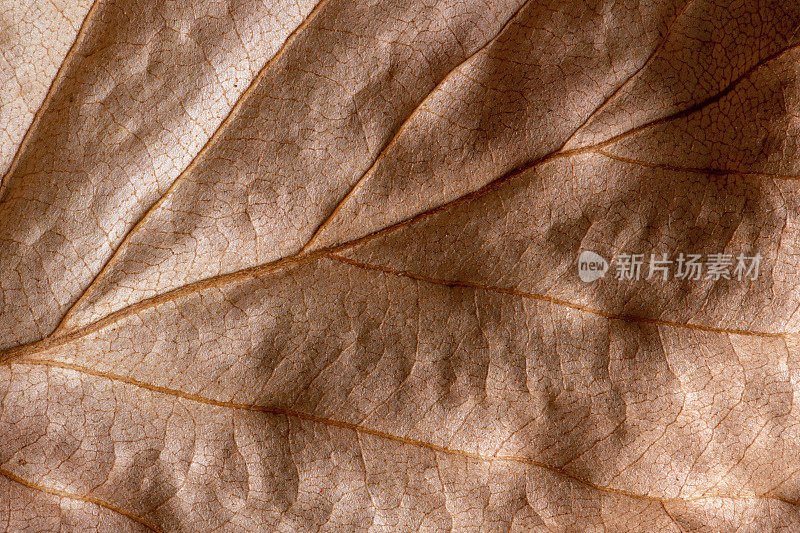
[2,0,800,531]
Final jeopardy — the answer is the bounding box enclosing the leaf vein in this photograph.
[9,358,800,510]
[324,253,787,339]
[561,0,696,149]
[301,0,536,252]
[51,0,332,337]
[0,0,104,200]
[0,466,162,532]
[5,38,800,361]
[595,149,800,181]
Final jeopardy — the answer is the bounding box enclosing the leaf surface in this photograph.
[2,0,800,531]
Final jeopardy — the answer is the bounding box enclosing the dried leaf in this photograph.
[2,0,800,530]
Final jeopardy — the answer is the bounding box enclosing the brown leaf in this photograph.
[2,0,800,530]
